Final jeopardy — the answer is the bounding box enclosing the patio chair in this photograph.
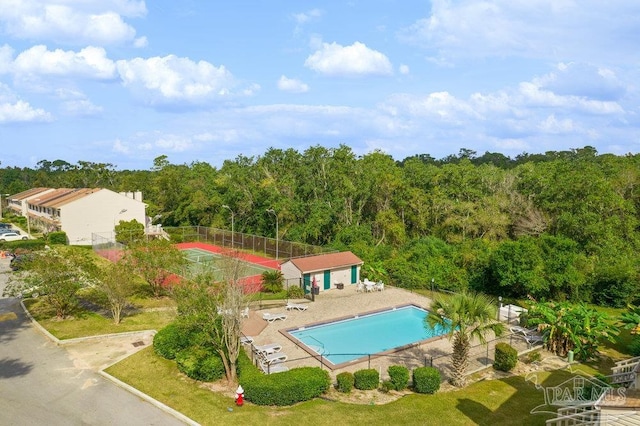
[241,307,250,318]
[240,335,254,345]
[375,282,384,291]
[356,281,364,293]
[510,326,538,336]
[285,302,308,311]
[259,359,289,374]
[263,312,288,323]
[260,352,288,365]
[524,334,544,347]
[253,343,282,355]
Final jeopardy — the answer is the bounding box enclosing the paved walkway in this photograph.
[0,256,191,426]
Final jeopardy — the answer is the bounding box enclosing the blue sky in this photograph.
[1,1,639,170]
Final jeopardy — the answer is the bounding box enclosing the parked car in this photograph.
[0,232,28,242]
[0,228,18,235]
[0,222,11,229]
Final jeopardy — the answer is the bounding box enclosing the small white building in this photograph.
[7,187,146,245]
[280,251,364,295]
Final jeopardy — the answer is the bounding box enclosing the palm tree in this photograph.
[427,292,504,387]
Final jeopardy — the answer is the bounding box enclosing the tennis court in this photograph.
[181,246,276,282]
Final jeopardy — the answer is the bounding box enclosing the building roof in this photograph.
[36,188,101,208]
[9,187,52,200]
[287,251,363,273]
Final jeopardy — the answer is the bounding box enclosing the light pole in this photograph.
[222,205,235,248]
[498,296,503,321]
[266,208,278,259]
[431,278,435,295]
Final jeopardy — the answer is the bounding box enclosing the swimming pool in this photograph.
[285,305,450,367]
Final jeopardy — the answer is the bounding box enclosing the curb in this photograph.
[19,299,200,426]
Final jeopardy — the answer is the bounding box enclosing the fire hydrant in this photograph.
[235,385,244,406]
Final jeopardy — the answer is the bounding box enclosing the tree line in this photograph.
[2,145,639,306]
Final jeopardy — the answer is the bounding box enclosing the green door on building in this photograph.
[303,273,311,295]
[323,270,331,290]
[351,265,357,284]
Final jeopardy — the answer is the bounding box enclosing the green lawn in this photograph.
[24,298,176,340]
[105,347,604,426]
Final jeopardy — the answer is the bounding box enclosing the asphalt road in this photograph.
[0,258,187,426]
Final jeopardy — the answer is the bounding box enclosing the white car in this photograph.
[0,232,28,242]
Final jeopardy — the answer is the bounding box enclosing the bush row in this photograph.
[237,352,331,406]
[336,365,441,394]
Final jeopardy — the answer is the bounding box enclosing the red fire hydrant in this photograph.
[235,385,244,406]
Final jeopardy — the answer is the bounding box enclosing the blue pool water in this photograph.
[288,305,449,365]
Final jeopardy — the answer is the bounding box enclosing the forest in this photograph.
[1,145,639,307]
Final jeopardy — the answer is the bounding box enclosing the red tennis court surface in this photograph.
[176,242,281,292]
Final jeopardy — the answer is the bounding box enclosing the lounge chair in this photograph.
[263,312,287,323]
[260,352,288,364]
[240,335,254,345]
[285,302,308,311]
[253,343,282,355]
[259,360,289,374]
[510,326,538,336]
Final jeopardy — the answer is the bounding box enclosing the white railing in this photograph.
[545,408,599,426]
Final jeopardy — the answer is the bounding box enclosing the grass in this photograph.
[24,298,176,340]
[106,347,603,426]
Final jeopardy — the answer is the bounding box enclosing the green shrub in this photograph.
[413,367,441,394]
[287,286,304,299]
[0,239,47,251]
[241,366,331,406]
[524,350,542,364]
[47,231,68,245]
[175,347,225,382]
[336,372,354,393]
[380,380,394,393]
[494,342,518,372]
[153,323,193,360]
[388,365,410,391]
[629,337,640,356]
[353,368,379,390]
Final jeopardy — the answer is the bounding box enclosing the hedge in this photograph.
[0,239,47,251]
[336,372,354,393]
[388,365,410,391]
[354,368,379,390]
[175,347,225,382]
[153,323,194,360]
[47,231,68,245]
[494,343,518,372]
[413,367,441,394]
[237,352,330,406]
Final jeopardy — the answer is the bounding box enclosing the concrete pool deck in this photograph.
[243,285,536,380]
[243,285,454,378]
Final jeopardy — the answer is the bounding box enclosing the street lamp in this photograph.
[498,296,503,321]
[431,278,435,295]
[222,205,235,248]
[266,208,278,259]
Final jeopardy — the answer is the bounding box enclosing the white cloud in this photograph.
[0,82,53,122]
[292,8,323,25]
[305,41,393,77]
[399,64,410,75]
[116,55,238,105]
[0,1,146,46]
[400,0,640,65]
[13,45,117,79]
[60,99,103,116]
[277,75,309,93]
